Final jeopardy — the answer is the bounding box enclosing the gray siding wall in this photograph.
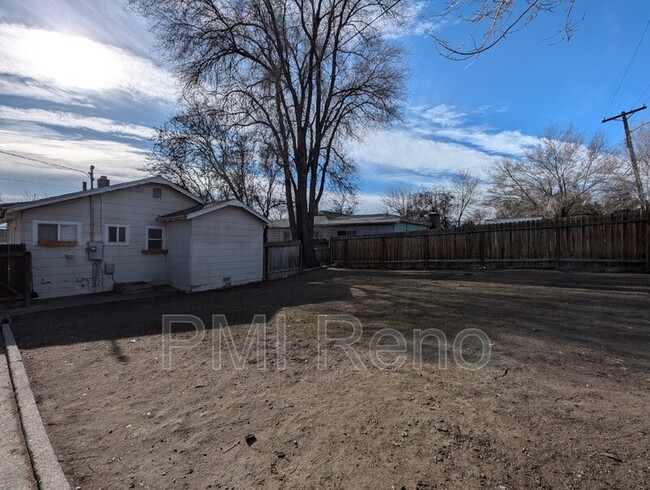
[189,207,264,292]
[165,220,192,292]
[19,183,198,298]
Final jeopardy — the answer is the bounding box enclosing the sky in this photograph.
[0,0,649,212]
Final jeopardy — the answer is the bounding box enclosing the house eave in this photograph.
[3,176,203,215]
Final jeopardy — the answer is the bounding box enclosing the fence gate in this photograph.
[0,244,32,306]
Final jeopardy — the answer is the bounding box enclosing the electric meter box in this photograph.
[87,241,104,260]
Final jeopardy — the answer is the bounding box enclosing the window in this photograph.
[152,187,163,199]
[105,225,129,245]
[336,230,356,237]
[146,227,164,250]
[283,231,290,240]
[34,221,80,246]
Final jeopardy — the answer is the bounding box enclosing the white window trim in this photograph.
[144,226,166,250]
[33,220,82,245]
[104,224,130,246]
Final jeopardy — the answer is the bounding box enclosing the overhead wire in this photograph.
[0,149,89,177]
[605,19,650,114]
[0,176,78,189]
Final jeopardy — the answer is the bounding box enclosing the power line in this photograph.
[0,176,78,189]
[337,0,404,51]
[0,149,89,177]
[635,79,650,106]
[605,19,650,114]
[632,121,650,133]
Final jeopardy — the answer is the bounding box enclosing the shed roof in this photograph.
[157,199,270,224]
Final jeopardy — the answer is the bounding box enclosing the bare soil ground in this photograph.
[10,269,650,489]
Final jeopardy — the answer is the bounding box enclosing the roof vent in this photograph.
[97,176,110,188]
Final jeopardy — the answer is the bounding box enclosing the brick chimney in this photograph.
[428,212,441,229]
[97,176,110,188]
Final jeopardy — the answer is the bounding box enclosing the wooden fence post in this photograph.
[23,251,32,307]
[554,218,561,270]
[423,234,429,269]
[645,211,649,273]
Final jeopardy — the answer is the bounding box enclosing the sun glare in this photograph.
[24,30,122,91]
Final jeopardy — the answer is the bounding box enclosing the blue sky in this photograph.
[0,0,648,211]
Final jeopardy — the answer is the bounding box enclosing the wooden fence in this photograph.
[0,244,32,306]
[331,210,650,271]
[265,241,302,280]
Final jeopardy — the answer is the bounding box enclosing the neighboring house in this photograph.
[0,175,268,298]
[268,211,430,242]
[0,226,6,244]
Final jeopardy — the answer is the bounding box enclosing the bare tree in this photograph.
[432,0,580,60]
[324,187,360,215]
[147,104,285,218]
[380,184,413,216]
[634,121,650,206]
[22,191,49,202]
[451,170,481,226]
[133,0,405,266]
[410,186,455,227]
[380,184,455,227]
[486,125,622,218]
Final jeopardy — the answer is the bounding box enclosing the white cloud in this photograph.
[0,0,154,57]
[350,128,495,178]
[431,127,538,155]
[417,104,466,127]
[0,23,177,103]
[408,104,538,155]
[0,106,154,139]
[379,2,443,39]
[0,123,148,182]
[357,193,385,214]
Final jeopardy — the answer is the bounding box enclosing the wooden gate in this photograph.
[0,244,32,306]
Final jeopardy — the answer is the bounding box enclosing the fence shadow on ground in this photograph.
[9,268,650,375]
[10,269,355,350]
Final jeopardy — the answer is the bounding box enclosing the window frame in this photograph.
[104,224,130,246]
[144,226,165,251]
[33,220,82,246]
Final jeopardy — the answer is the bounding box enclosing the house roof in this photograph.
[270,212,428,228]
[484,216,543,224]
[0,176,202,219]
[157,199,270,224]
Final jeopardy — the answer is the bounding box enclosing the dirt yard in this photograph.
[10,269,650,489]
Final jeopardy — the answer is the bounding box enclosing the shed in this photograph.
[158,200,269,292]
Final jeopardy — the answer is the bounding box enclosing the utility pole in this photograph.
[89,165,95,190]
[602,104,647,210]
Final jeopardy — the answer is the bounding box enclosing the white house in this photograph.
[268,211,430,242]
[0,176,269,298]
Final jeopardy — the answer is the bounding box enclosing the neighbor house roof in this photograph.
[0,176,202,220]
[484,216,543,224]
[157,199,270,224]
[271,212,428,228]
